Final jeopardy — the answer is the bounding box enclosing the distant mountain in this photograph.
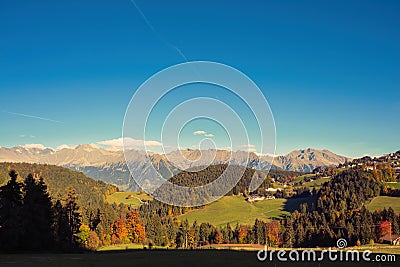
[0,145,55,163]
[273,148,350,172]
[0,145,350,190]
[165,149,263,169]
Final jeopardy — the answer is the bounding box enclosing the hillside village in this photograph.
[340,151,400,171]
[245,150,400,203]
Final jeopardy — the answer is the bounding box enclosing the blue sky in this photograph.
[0,0,399,158]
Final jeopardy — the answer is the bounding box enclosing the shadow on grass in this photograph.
[0,249,398,267]
[283,196,317,214]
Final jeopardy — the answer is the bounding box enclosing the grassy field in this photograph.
[297,177,330,189]
[292,173,316,183]
[357,244,400,255]
[97,243,166,251]
[384,182,400,189]
[179,196,315,226]
[0,250,398,267]
[366,196,400,213]
[106,192,152,208]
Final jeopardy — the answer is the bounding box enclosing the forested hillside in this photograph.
[0,162,118,207]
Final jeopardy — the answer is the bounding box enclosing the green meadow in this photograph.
[179,196,315,226]
[106,191,152,208]
[367,196,400,213]
[383,182,400,189]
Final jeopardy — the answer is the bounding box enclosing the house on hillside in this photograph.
[364,165,375,171]
[246,195,265,203]
[265,187,279,193]
[379,234,400,245]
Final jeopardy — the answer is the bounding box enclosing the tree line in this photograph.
[0,170,82,250]
[0,170,145,251]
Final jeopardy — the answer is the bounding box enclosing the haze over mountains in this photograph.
[0,144,350,190]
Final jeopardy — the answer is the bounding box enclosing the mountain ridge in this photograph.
[0,144,350,190]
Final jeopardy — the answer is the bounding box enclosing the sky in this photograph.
[0,0,399,158]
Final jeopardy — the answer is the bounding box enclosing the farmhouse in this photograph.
[246,195,265,202]
[379,234,400,245]
[265,187,279,192]
[246,194,276,202]
[364,166,375,171]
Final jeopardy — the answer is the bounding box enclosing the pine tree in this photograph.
[21,175,54,250]
[283,217,294,248]
[63,187,82,246]
[387,207,399,235]
[89,208,102,231]
[0,170,24,250]
[53,199,71,249]
[253,219,266,244]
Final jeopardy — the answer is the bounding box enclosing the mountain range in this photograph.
[0,144,350,190]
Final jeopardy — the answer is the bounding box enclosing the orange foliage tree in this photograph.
[266,221,282,246]
[111,210,146,244]
[237,225,248,244]
[377,221,392,237]
[125,210,146,243]
[111,215,129,244]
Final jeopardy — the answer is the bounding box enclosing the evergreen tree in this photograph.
[253,219,266,244]
[0,170,24,250]
[387,207,399,235]
[283,216,294,248]
[53,199,71,250]
[21,174,54,250]
[63,187,82,246]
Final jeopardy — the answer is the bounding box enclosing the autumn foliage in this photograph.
[377,220,392,237]
[111,210,146,244]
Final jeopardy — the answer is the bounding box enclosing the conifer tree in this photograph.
[0,170,24,249]
[21,174,54,250]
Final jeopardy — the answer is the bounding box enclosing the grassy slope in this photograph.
[366,196,400,213]
[106,191,152,208]
[292,173,316,183]
[179,196,315,226]
[298,177,331,189]
[383,182,400,189]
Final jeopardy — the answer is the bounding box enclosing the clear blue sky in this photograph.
[0,0,399,158]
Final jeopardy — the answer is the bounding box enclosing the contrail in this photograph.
[2,110,63,124]
[129,0,189,62]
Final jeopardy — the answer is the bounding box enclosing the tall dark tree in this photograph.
[387,207,399,235]
[53,199,71,249]
[282,216,294,248]
[145,214,167,246]
[88,208,102,231]
[253,219,266,244]
[63,187,82,246]
[21,174,54,250]
[0,170,24,250]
